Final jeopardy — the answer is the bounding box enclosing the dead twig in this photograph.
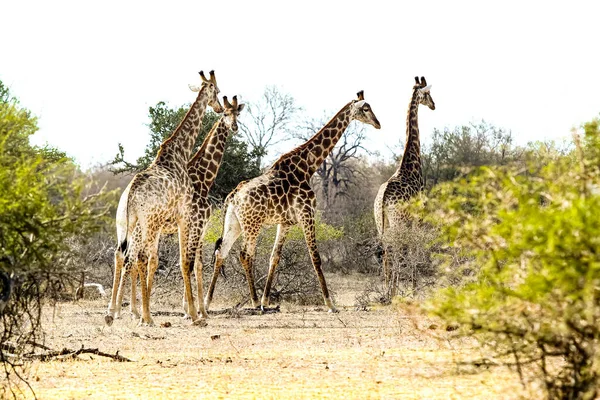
[23,344,132,362]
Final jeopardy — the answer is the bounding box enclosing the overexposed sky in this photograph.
[2,0,599,168]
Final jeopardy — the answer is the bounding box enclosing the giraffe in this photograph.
[106,96,245,324]
[204,91,381,313]
[373,76,435,292]
[106,71,223,326]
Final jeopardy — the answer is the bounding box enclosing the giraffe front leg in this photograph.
[299,210,337,313]
[239,235,259,308]
[178,220,203,325]
[194,241,208,319]
[261,224,290,310]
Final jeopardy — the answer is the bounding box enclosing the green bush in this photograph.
[0,81,115,397]
[424,117,600,399]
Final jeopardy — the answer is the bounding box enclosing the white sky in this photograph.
[2,1,599,168]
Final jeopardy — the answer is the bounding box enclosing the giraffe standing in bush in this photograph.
[106,96,244,324]
[373,76,435,292]
[106,71,223,326]
[205,91,381,313]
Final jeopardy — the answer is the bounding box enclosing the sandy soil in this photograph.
[16,274,537,399]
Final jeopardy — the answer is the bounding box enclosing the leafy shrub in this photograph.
[424,117,600,399]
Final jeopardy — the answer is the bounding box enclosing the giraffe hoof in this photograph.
[191,318,208,327]
[328,307,339,314]
[104,315,114,326]
[138,318,155,327]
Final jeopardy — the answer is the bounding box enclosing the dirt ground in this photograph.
[18,274,538,399]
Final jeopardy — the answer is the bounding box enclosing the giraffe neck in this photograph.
[154,88,209,169]
[272,102,353,178]
[188,117,230,198]
[392,89,423,185]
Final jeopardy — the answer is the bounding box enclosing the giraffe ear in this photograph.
[420,85,432,93]
[189,84,201,92]
[237,103,246,113]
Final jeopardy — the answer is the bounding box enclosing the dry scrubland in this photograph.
[22,274,539,399]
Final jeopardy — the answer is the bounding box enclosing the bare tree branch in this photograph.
[239,86,301,168]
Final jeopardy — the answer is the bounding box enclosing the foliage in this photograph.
[424,116,600,399]
[0,81,114,397]
[421,120,521,188]
[111,101,260,201]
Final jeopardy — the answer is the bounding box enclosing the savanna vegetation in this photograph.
[1,77,599,399]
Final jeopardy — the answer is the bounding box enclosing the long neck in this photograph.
[393,89,423,183]
[154,88,209,169]
[188,117,229,198]
[271,102,353,178]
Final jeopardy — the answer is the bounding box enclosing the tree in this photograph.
[0,80,113,397]
[111,101,260,201]
[238,86,301,169]
[423,115,600,398]
[421,120,519,188]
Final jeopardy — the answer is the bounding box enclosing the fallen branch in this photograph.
[23,344,132,362]
[208,305,281,316]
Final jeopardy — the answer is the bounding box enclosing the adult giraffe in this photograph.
[107,71,222,326]
[373,76,435,292]
[205,91,381,313]
[106,96,245,325]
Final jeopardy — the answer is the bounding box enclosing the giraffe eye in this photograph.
[362,105,370,112]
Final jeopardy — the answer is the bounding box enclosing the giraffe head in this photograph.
[222,95,245,132]
[414,76,435,110]
[350,91,381,129]
[189,70,224,113]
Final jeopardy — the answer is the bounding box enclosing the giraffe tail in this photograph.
[115,180,135,258]
[211,237,227,279]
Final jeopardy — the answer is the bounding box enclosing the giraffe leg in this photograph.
[299,209,337,313]
[104,246,125,326]
[205,205,242,312]
[127,262,140,319]
[137,230,160,326]
[261,224,290,309]
[114,257,129,319]
[147,252,158,294]
[239,235,259,308]
[193,242,208,319]
[178,219,201,324]
[184,216,208,320]
[136,250,153,326]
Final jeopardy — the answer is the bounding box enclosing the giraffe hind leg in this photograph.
[205,205,242,312]
[261,224,290,310]
[299,209,337,313]
[105,246,125,326]
[239,235,259,308]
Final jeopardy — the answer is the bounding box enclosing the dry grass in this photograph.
[19,274,539,399]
